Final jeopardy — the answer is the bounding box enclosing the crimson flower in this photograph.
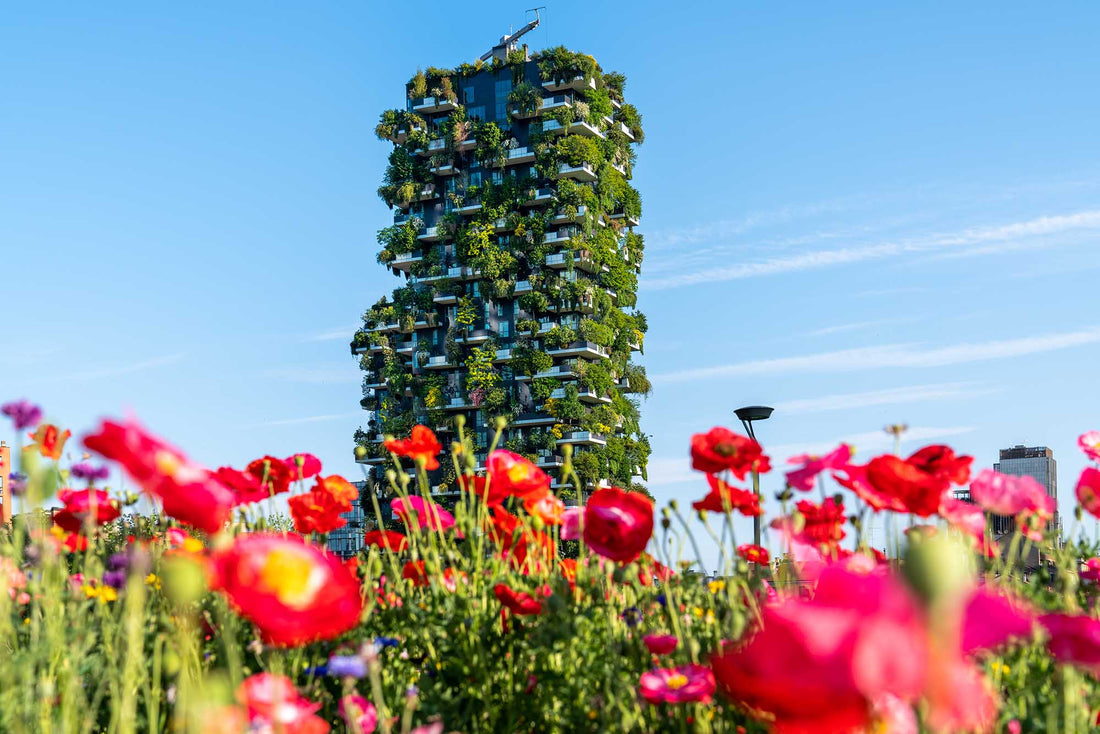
[236,673,329,734]
[938,496,986,542]
[1079,431,1100,462]
[363,529,407,552]
[711,566,927,734]
[53,488,121,534]
[690,427,769,479]
[961,588,1036,656]
[391,495,455,532]
[1076,467,1100,518]
[494,583,543,615]
[84,417,235,534]
[737,543,769,565]
[1,399,42,430]
[639,664,715,704]
[785,444,851,492]
[246,456,292,496]
[313,475,358,508]
[582,486,654,563]
[486,449,551,498]
[402,561,463,591]
[211,533,363,647]
[339,694,378,734]
[796,498,847,550]
[1040,612,1100,674]
[861,445,973,517]
[1082,558,1100,583]
[458,475,509,507]
[284,452,322,481]
[214,467,269,506]
[28,423,71,460]
[384,425,442,470]
[643,634,678,655]
[692,475,761,515]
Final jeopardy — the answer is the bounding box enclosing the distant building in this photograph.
[1,441,10,525]
[326,481,370,558]
[993,445,1059,538]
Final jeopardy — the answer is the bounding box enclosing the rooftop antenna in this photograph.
[480,8,544,62]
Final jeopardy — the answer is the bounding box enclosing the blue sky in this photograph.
[3,2,1099,566]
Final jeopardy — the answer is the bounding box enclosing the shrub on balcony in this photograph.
[473,121,506,167]
[578,318,613,347]
[508,81,541,117]
[543,325,576,350]
[616,102,645,143]
[530,377,558,402]
[602,70,626,99]
[407,69,427,99]
[557,135,603,167]
[535,46,599,85]
[518,291,550,314]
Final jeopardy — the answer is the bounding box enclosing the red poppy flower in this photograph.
[458,474,510,507]
[284,453,322,481]
[692,475,762,515]
[384,425,442,470]
[712,566,927,733]
[643,634,679,655]
[236,673,329,734]
[288,489,348,534]
[53,488,121,534]
[85,418,235,534]
[637,553,675,586]
[213,467,269,506]
[861,447,969,518]
[690,427,769,479]
[737,544,769,565]
[210,533,363,647]
[363,529,407,552]
[523,487,565,525]
[246,456,292,496]
[796,498,847,549]
[487,450,551,498]
[402,561,463,591]
[494,583,543,615]
[908,445,972,486]
[28,423,71,460]
[582,486,654,564]
[313,475,358,508]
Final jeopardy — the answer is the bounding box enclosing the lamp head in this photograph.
[734,406,774,423]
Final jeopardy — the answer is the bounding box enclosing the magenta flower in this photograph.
[1041,612,1100,673]
[643,634,679,655]
[560,507,582,540]
[938,496,986,541]
[785,444,851,492]
[639,664,715,704]
[391,495,455,532]
[284,452,322,481]
[1076,467,1100,518]
[1081,558,1100,583]
[961,587,1036,655]
[1,400,42,431]
[969,469,1048,517]
[1079,432,1100,462]
[339,694,378,733]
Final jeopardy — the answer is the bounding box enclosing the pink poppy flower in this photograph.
[339,694,377,734]
[284,453,322,481]
[969,469,1046,517]
[923,657,997,734]
[1079,431,1100,462]
[961,587,1036,655]
[1081,558,1100,583]
[938,496,986,541]
[391,495,455,532]
[560,507,582,541]
[639,664,716,704]
[1041,612,1100,673]
[785,444,851,492]
[1077,467,1100,518]
[643,634,679,655]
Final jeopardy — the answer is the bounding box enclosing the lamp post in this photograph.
[735,405,773,546]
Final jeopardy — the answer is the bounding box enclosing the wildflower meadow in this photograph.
[5,399,1100,733]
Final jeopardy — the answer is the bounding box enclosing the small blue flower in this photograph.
[374,636,400,649]
[327,655,367,679]
[655,594,667,607]
[621,606,643,626]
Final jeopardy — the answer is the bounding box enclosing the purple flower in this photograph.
[326,655,367,679]
[71,462,111,482]
[1,400,42,431]
[8,473,27,497]
[102,570,128,589]
[107,552,130,572]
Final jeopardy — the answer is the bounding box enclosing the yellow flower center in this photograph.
[506,464,531,483]
[666,674,689,690]
[259,549,321,609]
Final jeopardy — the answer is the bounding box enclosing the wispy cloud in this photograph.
[645,425,977,487]
[265,367,362,384]
[773,382,999,415]
[804,317,918,337]
[302,326,358,343]
[30,353,187,384]
[652,326,1100,384]
[238,412,361,429]
[642,209,1100,291]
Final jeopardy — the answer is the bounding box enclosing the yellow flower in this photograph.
[145,574,162,590]
[708,580,726,593]
[82,585,117,603]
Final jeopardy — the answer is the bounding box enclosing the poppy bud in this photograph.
[903,533,973,607]
[124,491,140,506]
[562,444,573,460]
[354,446,367,460]
[660,517,671,530]
[668,500,678,511]
[494,416,508,431]
[775,489,793,502]
[454,415,466,429]
[161,554,207,607]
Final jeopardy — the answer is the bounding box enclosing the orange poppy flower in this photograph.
[28,423,71,460]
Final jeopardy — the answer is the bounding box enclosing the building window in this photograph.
[470,171,482,187]
[494,78,512,120]
[492,171,503,185]
[472,282,480,297]
[499,321,511,338]
[463,87,475,104]
[468,105,486,120]
[497,303,505,317]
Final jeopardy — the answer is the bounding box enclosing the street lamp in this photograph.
[735,405,773,545]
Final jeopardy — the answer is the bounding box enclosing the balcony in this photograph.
[514,280,532,295]
[355,453,387,466]
[426,355,454,369]
[444,396,474,411]
[396,341,415,354]
[545,249,594,272]
[456,137,477,152]
[417,226,443,242]
[556,431,607,447]
[411,314,438,330]
[456,328,494,345]
[543,229,576,246]
[523,187,555,206]
[390,252,422,272]
[541,95,573,113]
[617,121,635,141]
[547,340,609,360]
[416,184,437,201]
[512,412,556,427]
[577,388,612,404]
[493,348,512,363]
[536,454,565,469]
[541,119,565,136]
[568,120,605,139]
[609,211,640,227]
[492,217,511,232]
[549,205,586,225]
[412,96,457,114]
[430,162,457,176]
[455,200,482,215]
[427,138,447,154]
[542,75,596,94]
[433,291,460,305]
[502,146,535,166]
[611,162,627,177]
[556,162,597,182]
